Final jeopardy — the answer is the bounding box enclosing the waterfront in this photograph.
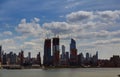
[0,68,120,77]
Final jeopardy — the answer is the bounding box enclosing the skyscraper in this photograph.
[28,52,31,60]
[78,53,84,66]
[70,39,76,50]
[37,52,41,66]
[96,51,98,60]
[27,52,31,64]
[8,52,17,65]
[20,50,24,65]
[60,45,66,65]
[43,39,52,66]
[61,45,65,59]
[86,52,90,61]
[52,37,60,66]
[92,51,98,66]
[2,53,7,65]
[65,51,69,65]
[70,38,77,66]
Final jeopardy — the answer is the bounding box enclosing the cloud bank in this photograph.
[1,10,120,59]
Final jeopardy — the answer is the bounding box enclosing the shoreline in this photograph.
[1,65,120,70]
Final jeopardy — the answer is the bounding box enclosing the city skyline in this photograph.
[1,37,120,68]
[0,0,120,59]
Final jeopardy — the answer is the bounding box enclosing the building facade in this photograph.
[52,37,60,66]
[70,38,77,66]
[43,39,52,66]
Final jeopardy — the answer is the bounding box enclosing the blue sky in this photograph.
[0,0,120,59]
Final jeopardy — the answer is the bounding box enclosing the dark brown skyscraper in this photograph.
[52,37,60,66]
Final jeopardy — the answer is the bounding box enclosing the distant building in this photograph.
[66,52,69,60]
[2,53,7,65]
[70,38,77,66]
[52,37,60,66]
[110,55,120,67]
[99,55,120,67]
[60,45,67,66]
[28,52,31,61]
[78,53,84,66]
[86,52,90,61]
[37,52,41,66]
[61,45,66,59]
[20,50,24,65]
[92,51,98,66]
[65,52,70,65]
[84,52,91,65]
[7,52,17,65]
[24,52,32,65]
[43,39,52,66]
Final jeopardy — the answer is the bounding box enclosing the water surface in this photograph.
[0,68,120,77]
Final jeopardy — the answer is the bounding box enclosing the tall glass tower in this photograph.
[70,38,77,66]
[43,39,51,66]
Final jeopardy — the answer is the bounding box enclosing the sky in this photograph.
[0,0,120,60]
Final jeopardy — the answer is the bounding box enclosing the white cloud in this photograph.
[66,11,93,22]
[65,2,80,9]
[43,22,77,34]
[14,36,27,40]
[15,11,120,41]
[21,18,26,23]
[16,18,46,37]
[0,39,19,54]
[2,39,15,44]
[93,38,120,45]
[97,10,120,20]
[41,10,120,41]
[2,10,120,59]
[3,31,12,36]
[34,17,40,22]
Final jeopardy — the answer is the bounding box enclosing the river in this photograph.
[0,68,120,77]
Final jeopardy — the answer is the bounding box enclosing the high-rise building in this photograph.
[37,52,41,66]
[20,50,24,65]
[43,39,52,66]
[84,52,90,65]
[70,39,76,50]
[28,52,31,62]
[7,52,17,65]
[26,52,31,64]
[61,45,65,59]
[60,45,67,66]
[70,38,77,66]
[65,52,69,65]
[66,52,69,60]
[78,53,84,66]
[52,37,60,66]
[2,53,7,65]
[86,52,90,61]
[96,51,98,60]
[91,51,98,66]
